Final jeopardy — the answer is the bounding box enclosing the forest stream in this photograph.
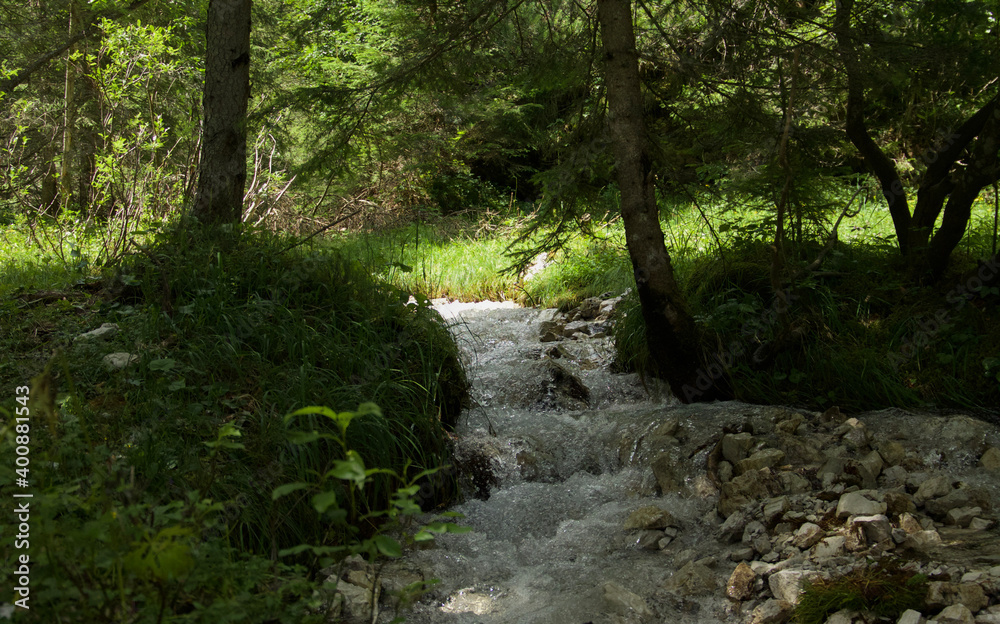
[364,300,1000,624]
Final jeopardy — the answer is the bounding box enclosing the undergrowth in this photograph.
[0,223,469,621]
[324,188,999,413]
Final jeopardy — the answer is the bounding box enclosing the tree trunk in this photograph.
[835,0,1000,278]
[596,0,732,402]
[192,0,251,226]
[59,1,80,215]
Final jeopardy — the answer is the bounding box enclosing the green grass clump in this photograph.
[0,222,470,622]
[794,565,927,624]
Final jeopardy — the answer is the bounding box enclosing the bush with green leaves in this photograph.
[0,398,467,623]
[275,403,470,565]
[0,403,326,624]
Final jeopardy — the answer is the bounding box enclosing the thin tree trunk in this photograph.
[597,0,732,402]
[60,1,80,214]
[192,0,251,226]
[833,0,911,254]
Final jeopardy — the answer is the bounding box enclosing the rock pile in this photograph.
[621,407,1000,624]
[537,292,627,343]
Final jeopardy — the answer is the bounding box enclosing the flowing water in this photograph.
[383,301,1000,624]
[391,302,744,624]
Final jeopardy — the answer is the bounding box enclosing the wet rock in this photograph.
[825,609,857,624]
[635,530,666,550]
[812,535,846,559]
[882,464,910,488]
[778,471,812,495]
[915,476,955,505]
[742,520,767,545]
[820,405,847,424]
[818,457,849,488]
[791,522,825,549]
[719,469,780,517]
[749,598,794,624]
[768,569,815,605]
[897,609,924,624]
[776,435,826,466]
[334,579,377,623]
[925,487,991,519]
[533,360,590,410]
[439,587,494,615]
[938,415,991,456]
[570,297,603,321]
[664,561,718,596]
[886,490,917,516]
[718,461,734,483]
[878,440,908,467]
[652,453,684,494]
[933,603,975,623]
[956,583,988,612]
[736,448,787,476]
[905,529,943,551]
[838,418,871,451]
[720,509,750,542]
[980,447,1000,471]
[603,582,655,622]
[763,496,791,526]
[563,320,593,338]
[850,514,892,545]
[837,491,887,518]
[726,562,756,601]
[722,432,755,465]
[859,450,885,480]
[538,320,564,342]
[775,414,805,435]
[624,505,676,530]
[945,506,983,528]
[729,546,755,562]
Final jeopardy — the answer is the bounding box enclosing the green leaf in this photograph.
[277,544,313,557]
[149,358,175,371]
[327,451,366,486]
[272,482,310,500]
[423,521,472,534]
[373,535,403,557]
[312,490,339,514]
[217,423,242,439]
[286,430,325,444]
[285,405,338,424]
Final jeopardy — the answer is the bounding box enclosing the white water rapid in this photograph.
[391,301,743,624]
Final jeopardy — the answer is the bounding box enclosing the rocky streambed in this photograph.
[328,298,1000,624]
